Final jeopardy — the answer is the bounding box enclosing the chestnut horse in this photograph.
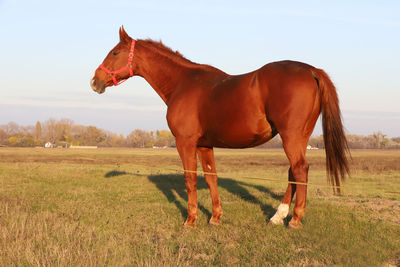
[91,27,349,229]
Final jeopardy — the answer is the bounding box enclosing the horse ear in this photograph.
[119,26,131,43]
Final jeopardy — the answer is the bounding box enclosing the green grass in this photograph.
[0,148,399,266]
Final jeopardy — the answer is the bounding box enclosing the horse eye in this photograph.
[112,51,119,56]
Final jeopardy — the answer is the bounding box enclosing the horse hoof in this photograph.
[183,220,196,228]
[269,217,284,226]
[288,221,302,230]
[209,218,221,226]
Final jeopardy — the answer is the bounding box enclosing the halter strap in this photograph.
[99,39,136,86]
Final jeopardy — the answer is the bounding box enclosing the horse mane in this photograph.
[142,39,195,64]
[140,39,228,75]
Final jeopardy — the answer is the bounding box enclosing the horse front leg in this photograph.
[197,147,222,225]
[176,137,198,227]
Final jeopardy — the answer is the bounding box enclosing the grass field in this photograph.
[0,147,399,266]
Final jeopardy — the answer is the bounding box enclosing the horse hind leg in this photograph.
[270,134,309,229]
[269,167,296,225]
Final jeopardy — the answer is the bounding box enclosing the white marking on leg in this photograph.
[207,164,212,170]
[270,203,289,225]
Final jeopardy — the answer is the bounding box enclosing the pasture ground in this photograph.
[0,148,399,266]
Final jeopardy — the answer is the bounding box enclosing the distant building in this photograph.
[44,142,53,148]
[306,145,319,150]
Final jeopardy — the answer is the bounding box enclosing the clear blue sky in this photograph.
[1,1,399,136]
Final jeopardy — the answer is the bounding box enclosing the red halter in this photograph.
[99,39,136,86]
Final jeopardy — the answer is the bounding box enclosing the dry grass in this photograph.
[0,147,399,266]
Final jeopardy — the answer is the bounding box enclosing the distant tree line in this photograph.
[0,119,399,149]
[0,119,175,148]
[258,131,400,149]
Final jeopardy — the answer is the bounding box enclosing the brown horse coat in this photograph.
[91,27,349,228]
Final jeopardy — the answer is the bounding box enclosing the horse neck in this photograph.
[134,40,199,103]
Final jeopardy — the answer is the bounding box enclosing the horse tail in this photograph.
[312,68,350,194]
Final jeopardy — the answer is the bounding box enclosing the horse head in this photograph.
[90,26,136,94]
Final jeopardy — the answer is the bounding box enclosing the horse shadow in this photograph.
[147,174,282,221]
[105,169,282,222]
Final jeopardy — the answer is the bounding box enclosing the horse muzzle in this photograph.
[90,77,106,94]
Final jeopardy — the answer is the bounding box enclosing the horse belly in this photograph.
[200,116,275,148]
[199,72,275,148]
